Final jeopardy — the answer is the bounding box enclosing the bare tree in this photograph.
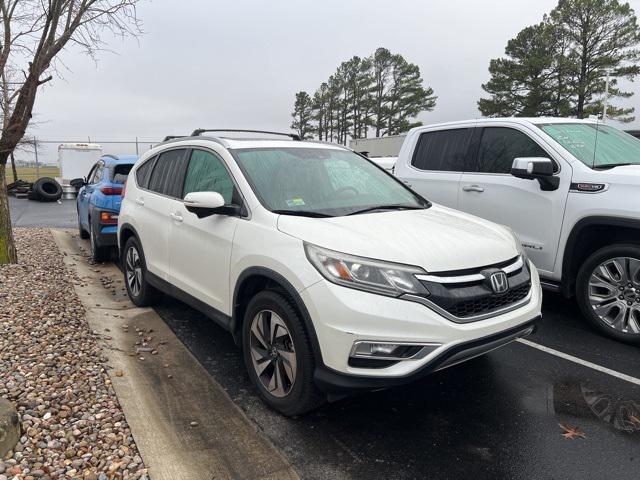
[0,0,142,264]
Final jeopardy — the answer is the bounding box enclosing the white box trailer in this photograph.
[349,135,406,158]
[57,143,102,185]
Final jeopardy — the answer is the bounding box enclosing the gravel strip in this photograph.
[0,228,148,480]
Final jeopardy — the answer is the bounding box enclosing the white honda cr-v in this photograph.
[118,129,542,415]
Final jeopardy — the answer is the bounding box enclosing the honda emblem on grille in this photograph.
[490,271,509,294]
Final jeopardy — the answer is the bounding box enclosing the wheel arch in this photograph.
[118,222,141,257]
[562,216,640,297]
[231,267,323,365]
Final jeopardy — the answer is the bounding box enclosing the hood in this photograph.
[597,164,640,181]
[277,205,519,273]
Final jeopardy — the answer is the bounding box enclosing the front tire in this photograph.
[123,236,162,307]
[576,244,640,344]
[242,291,325,416]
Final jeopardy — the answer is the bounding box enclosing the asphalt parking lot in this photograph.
[10,197,640,479]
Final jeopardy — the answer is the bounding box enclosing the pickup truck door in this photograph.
[397,128,475,209]
[458,126,570,274]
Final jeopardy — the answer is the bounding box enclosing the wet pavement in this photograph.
[9,197,77,228]
[155,293,640,480]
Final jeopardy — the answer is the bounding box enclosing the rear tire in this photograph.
[89,221,111,263]
[78,209,89,239]
[576,244,640,345]
[123,236,162,307]
[242,290,325,416]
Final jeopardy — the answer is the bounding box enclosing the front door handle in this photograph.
[462,185,485,193]
[135,197,145,206]
[170,212,183,223]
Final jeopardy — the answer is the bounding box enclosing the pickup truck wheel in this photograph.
[577,245,640,344]
[242,291,325,416]
[123,237,162,307]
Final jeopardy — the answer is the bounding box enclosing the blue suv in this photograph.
[73,154,138,261]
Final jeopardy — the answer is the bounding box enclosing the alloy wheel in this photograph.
[125,246,143,298]
[588,256,640,334]
[249,309,297,398]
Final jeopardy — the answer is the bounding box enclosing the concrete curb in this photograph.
[52,229,299,480]
[0,398,20,458]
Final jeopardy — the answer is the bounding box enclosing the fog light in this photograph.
[350,341,441,361]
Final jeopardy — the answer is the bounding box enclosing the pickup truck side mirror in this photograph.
[511,157,559,192]
[184,191,242,218]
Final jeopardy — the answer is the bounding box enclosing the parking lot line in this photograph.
[517,338,640,387]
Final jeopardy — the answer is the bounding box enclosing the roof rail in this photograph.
[190,129,301,141]
[163,135,187,141]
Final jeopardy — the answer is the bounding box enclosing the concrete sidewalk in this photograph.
[52,229,298,480]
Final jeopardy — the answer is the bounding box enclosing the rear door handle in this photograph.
[135,197,145,206]
[462,185,485,193]
[170,212,183,223]
[402,180,412,188]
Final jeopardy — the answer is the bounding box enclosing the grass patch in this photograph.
[13,166,61,182]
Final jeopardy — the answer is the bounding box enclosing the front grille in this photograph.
[447,282,531,318]
[415,256,532,323]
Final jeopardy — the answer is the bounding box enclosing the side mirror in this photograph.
[184,191,241,218]
[511,157,559,191]
[70,178,86,189]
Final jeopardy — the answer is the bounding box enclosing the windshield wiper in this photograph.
[271,209,334,218]
[592,163,637,170]
[347,205,425,216]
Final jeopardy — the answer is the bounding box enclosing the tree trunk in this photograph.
[0,163,18,264]
[9,153,18,183]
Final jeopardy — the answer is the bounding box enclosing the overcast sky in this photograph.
[30,0,640,145]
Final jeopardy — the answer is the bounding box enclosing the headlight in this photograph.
[304,243,429,297]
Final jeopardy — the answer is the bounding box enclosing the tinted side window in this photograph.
[183,150,235,203]
[477,128,549,174]
[411,129,473,172]
[148,149,189,197]
[135,157,156,189]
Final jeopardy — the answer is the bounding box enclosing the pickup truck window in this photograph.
[539,123,640,169]
[411,128,473,172]
[477,127,549,174]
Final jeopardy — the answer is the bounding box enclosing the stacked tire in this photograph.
[29,177,63,202]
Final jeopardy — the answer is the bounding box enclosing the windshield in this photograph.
[539,123,640,169]
[232,147,428,217]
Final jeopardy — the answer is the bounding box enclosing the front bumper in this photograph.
[300,260,542,392]
[314,317,538,394]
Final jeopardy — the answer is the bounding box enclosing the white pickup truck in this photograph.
[394,117,640,344]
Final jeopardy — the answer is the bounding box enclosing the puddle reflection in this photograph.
[554,382,640,433]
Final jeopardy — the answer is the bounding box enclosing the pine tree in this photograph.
[298,47,436,144]
[551,0,640,121]
[479,0,640,121]
[290,91,315,139]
